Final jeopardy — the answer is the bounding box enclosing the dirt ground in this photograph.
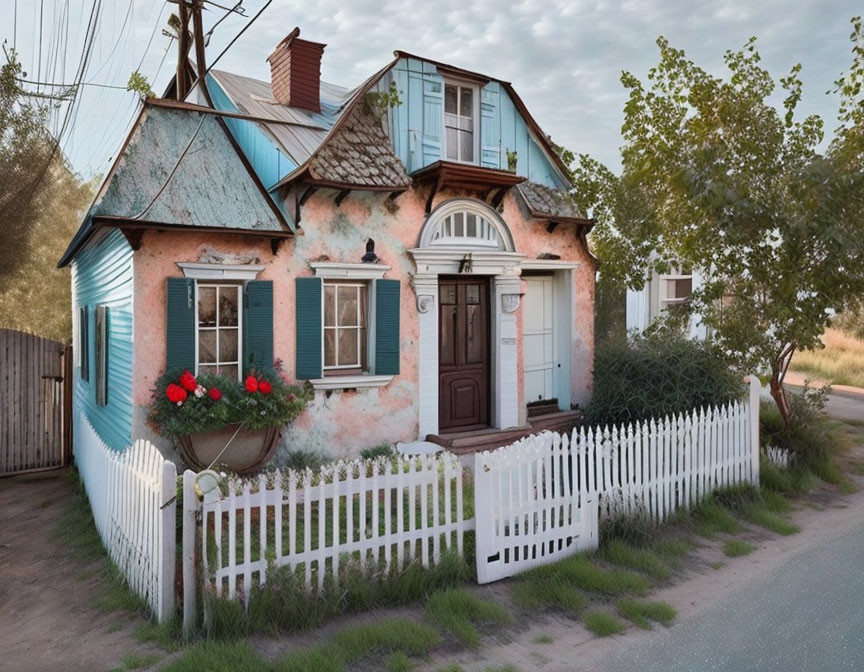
[0,471,160,672]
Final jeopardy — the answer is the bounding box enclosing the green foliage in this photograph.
[331,619,441,662]
[135,617,183,652]
[360,443,397,460]
[691,500,742,538]
[594,272,627,347]
[365,81,403,118]
[117,652,162,670]
[582,610,625,637]
[599,540,672,580]
[510,577,588,613]
[147,369,311,438]
[519,554,651,596]
[586,332,744,426]
[724,539,757,557]
[126,70,155,98]
[571,20,864,424]
[280,449,330,471]
[425,589,511,647]
[386,652,414,672]
[616,599,677,629]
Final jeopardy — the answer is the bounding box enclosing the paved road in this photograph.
[595,520,864,672]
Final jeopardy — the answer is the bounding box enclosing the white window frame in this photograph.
[443,80,480,165]
[308,262,394,391]
[659,265,693,308]
[323,281,368,372]
[194,282,243,381]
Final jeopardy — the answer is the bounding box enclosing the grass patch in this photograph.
[790,328,864,388]
[161,640,266,672]
[710,562,724,570]
[519,554,651,597]
[741,504,800,536]
[761,489,791,513]
[616,599,677,629]
[55,470,107,563]
[599,540,672,580]
[510,578,587,613]
[134,617,182,652]
[117,652,161,670]
[582,610,625,637]
[386,651,414,672]
[723,539,757,557]
[533,634,555,644]
[331,619,441,662]
[691,500,742,538]
[92,561,147,614]
[425,589,511,647]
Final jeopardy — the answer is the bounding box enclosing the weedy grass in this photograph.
[114,652,162,671]
[92,561,148,614]
[741,505,800,535]
[55,470,106,563]
[790,328,864,389]
[135,617,183,652]
[615,599,676,630]
[510,578,588,613]
[723,539,757,557]
[330,619,441,662]
[690,500,742,538]
[582,610,625,637]
[386,651,414,672]
[518,554,651,597]
[161,640,267,672]
[533,634,555,644]
[425,589,511,647]
[599,540,672,580]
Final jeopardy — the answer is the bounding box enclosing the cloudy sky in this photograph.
[2,0,859,179]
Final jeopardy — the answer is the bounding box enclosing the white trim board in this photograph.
[178,262,265,281]
[310,262,391,280]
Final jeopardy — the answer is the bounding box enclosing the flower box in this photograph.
[177,424,279,474]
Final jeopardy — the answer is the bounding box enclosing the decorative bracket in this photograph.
[501,293,521,313]
[417,294,435,314]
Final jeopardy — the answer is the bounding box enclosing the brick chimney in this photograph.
[267,27,326,112]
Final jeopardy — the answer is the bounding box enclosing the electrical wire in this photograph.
[203,0,271,78]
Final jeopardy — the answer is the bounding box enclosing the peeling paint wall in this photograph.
[131,186,593,462]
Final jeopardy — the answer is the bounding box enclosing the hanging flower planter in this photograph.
[148,367,310,474]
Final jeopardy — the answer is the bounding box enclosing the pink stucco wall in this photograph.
[131,186,594,460]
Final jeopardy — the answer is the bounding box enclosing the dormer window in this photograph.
[444,83,478,163]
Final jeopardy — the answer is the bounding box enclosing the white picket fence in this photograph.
[764,446,791,469]
[195,451,472,603]
[74,412,176,622]
[474,431,599,584]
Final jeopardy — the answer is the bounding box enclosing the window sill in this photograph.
[309,374,394,391]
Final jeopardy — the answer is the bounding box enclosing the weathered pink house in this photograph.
[59,29,595,460]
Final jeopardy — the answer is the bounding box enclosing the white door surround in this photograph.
[410,199,526,438]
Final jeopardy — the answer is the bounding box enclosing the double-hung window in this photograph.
[660,264,693,308]
[323,282,368,374]
[444,83,477,163]
[196,283,242,380]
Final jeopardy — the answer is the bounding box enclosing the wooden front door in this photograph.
[438,277,490,431]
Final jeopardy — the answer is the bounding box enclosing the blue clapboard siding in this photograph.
[384,58,568,189]
[72,229,134,451]
[207,74,296,191]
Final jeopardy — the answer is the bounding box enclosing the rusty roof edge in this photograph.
[270,55,403,193]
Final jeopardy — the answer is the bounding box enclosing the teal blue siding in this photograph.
[208,75,296,191]
[385,58,568,188]
[72,229,134,451]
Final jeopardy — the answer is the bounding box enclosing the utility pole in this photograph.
[175,0,191,100]
[190,1,212,105]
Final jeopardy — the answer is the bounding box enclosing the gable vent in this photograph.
[266,27,326,112]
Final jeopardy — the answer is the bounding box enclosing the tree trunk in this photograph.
[769,343,796,428]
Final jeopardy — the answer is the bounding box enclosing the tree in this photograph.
[0,49,56,281]
[571,18,864,427]
[0,160,96,342]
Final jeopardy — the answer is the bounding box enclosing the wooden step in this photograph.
[426,425,534,456]
[527,399,560,418]
[528,409,583,436]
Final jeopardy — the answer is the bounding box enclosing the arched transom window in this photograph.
[419,200,515,252]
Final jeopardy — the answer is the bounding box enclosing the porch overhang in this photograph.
[410,161,526,213]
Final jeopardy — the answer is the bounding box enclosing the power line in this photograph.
[204,0,271,78]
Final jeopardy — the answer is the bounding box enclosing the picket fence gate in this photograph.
[74,412,176,622]
[190,451,472,614]
[474,377,760,582]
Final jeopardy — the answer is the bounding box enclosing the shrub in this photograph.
[585,332,744,426]
[360,444,397,460]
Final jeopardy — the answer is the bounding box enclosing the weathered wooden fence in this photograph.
[74,411,176,622]
[1,329,70,475]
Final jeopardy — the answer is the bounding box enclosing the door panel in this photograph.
[523,276,556,403]
[439,277,489,431]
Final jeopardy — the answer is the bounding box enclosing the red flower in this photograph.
[259,380,272,395]
[179,370,197,392]
[244,375,259,393]
[208,387,222,401]
[166,383,187,403]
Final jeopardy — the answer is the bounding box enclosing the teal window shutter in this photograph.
[166,277,196,372]
[243,280,274,373]
[375,279,400,376]
[79,305,90,382]
[95,306,109,406]
[295,277,322,379]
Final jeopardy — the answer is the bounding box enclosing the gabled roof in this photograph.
[58,102,290,267]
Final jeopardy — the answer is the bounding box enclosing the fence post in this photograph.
[749,375,760,485]
[159,460,177,624]
[182,470,199,635]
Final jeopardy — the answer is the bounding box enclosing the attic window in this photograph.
[444,83,477,163]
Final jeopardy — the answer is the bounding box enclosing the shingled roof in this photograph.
[516,181,592,226]
[299,102,411,190]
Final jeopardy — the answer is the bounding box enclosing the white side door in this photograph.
[523,276,556,404]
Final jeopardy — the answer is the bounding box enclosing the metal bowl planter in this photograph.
[177,424,279,475]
